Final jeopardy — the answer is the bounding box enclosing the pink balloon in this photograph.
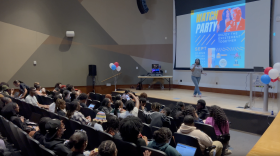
[114,62,119,67]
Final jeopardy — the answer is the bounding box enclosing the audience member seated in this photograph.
[67,130,96,156]
[105,115,122,140]
[13,80,29,99]
[33,117,51,144]
[0,85,10,97]
[139,92,148,99]
[105,94,112,102]
[111,100,125,117]
[35,85,43,96]
[148,127,181,156]
[49,95,62,113]
[97,140,117,156]
[70,91,78,102]
[78,93,88,108]
[56,99,67,116]
[115,94,121,101]
[139,98,147,112]
[34,82,40,87]
[177,115,223,156]
[1,102,35,133]
[144,102,171,128]
[63,90,71,103]
[121,90,130,100]
[88,92,95,101]
[98,98,112,114]
[41,88,48,97]
[119,116,148,148]
[170,102,185,119]
[182,105,203,123]
[119,93,139,119]
[67,100,92,126]
[161,107,171,117]
[54,82,62,92]
[196,99,209,120]
[0,96,11,113]
[205,105,231,155]
[43,119,70,156]
[25,87,49,109]
[67,85,75,92]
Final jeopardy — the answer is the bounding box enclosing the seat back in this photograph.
[27,136,42,156]
[167,116,178,134]
[39,144,56,156]
[151,126,160,136]
[17,128,35,156]
[195,122,217,141]
[36,95,43,104]
[92,100,101,109]
[80,124,98,150]
[114,138,139,156]
[0,115,8,138]
[1,118,13,144]
[141,146,167,156]
[86,99,92,107]
[173,133,203,156]
[112,96,116,102]
[138,110,147,123]
[80,107,98,119]
[41,96,54,105]
[70,119,82,133]
[146,103,152,111]
[8,122,22,151]
[142,123,153,140]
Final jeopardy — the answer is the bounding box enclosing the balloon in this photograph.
[271,78,278,82]
[261,75,271,84]
[273,62,280,72]
[264,67,273,75]
[111,65,116,70]
[116,66,121,72]
[268,69,279,79]
[114,62,119,67]
[109,63,114,68]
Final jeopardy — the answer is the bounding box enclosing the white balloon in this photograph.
[268,69,279,79]
[273,63,280,72]
[109,63,114,69]
[116,66,121,72]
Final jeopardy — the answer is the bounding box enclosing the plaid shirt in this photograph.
[71,111,91,126]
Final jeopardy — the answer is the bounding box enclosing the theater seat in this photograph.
[39,144,56,156]
[142,123,153,140]
[195,122,217,141]
[141,146,167,156]
[113,138,139,156]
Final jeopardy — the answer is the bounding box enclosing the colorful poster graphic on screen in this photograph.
[190,4,245,68]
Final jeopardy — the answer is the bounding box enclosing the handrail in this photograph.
[101,72,122,83]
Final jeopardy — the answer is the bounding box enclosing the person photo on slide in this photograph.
[190,59,206,98]
[226,7,245,32]
[217,9,232,33]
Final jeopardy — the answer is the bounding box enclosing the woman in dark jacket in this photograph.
[33,117,51,144]
[1,103,32,132]
[98,98,112,114]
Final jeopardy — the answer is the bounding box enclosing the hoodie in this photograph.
[148,141,182,156]
[177,124,212,153]
[43,138,71,156]
[144,111,171,128]
[197,107,209,120]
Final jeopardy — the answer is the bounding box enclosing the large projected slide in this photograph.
[175,0,271,70]
[191,5,245,68]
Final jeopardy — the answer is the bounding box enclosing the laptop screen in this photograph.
[88,104,95,109]
[176,143,197,156]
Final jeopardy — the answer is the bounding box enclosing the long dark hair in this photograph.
[218,9,232,32]
[13,80,24,84]
[55,99,65,113]
[101,98,110,108]
[195,59,200,65]
[55,83,61,89]
[182,105,199,121]
[170,102,185,118]
[209,105,228,131]
[66,101,79,119]
[114,100,122,116]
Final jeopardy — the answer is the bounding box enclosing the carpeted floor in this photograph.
[228,129,261,156]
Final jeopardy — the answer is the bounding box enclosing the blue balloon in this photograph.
[111,65,116,70]
[261,75,271,84]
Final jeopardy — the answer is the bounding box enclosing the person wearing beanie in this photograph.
[43,119,70,156]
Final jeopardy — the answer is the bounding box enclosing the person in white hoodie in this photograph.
[177,115,223,156]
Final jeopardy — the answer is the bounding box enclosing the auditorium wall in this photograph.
[173,0,279,94]
[0,0,173,87]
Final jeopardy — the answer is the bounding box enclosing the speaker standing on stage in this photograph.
[191,59,205,97]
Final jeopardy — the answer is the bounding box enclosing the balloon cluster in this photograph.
[261,63,280,84]
[109,62,121,72]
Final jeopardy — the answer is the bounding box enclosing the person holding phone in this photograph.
[190,59,206,97]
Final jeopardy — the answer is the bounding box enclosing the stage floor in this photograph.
[115,88,279,116]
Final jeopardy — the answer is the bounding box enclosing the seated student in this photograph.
[1,102,36,133]
[98,98,113,115]
[111,100,126,117]
[97,140,117,156]
[115,94,121,101]
[25,87,49,109]
[119,116,148,148]
[91,112,106,131]
[144,102,171,128]
[55,99,67,117]
[121,90,130,100]
[196,99,209,120]
[63,90,71,103]
[178,115,223,156]
[43,119,70,156]
[49,95,62,113]
[105,115,122,140]
[53,82,62,93]
[139,98,147,112]
[66,100,92,126]
[170,102,185,119]
[119,93,139,119]
[139,92,148,99]
[161,107,171,117]
[0,96,11,113]
[148,127,182,156]
[105,94,112,102]
[182,105,203,124]
[34,85,43,96]
[33,117,51,144]
[205,105,231,155]
[0,85,11,97]
[70,91,78,102]
[67,131,96,156]
[77,93,88,108]
[67,85,75,92]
